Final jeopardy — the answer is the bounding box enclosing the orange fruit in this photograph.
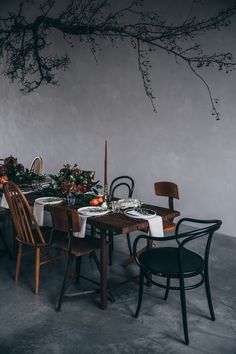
[0,175,8,184]
[89,197,103,206]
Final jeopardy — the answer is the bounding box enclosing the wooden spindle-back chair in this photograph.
[3,181,57,294]
[29,156,43,175]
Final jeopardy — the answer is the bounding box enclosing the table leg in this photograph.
[121,238,155,268]
[0,215,14,259]
[100,231,107,310]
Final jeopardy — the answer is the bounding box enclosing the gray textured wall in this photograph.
[0,0,236,236]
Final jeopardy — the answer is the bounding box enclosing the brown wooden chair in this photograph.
[50,206,101,311]
[3,181,59,294]
[154,181,180,232]
[29,156,43,175]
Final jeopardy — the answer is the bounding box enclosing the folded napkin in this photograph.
[74,207,108,238]
[33,201,45,226]
[33,197,63,226]
[0,194,9,209]
[33,201,54,227]
[148,215,164,237]
[74,214,88,238]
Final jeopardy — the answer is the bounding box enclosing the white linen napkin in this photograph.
[148,215,164,237]
[74,214,87,238]
[33,201,45,226]
[33,201,54,227]
[0,194,9,209]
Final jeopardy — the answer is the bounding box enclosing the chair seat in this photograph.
[163,222,176,232]
[52,235,100,257]
[139,247,204,278]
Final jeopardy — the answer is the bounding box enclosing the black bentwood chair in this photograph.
[133,218,222,345]
[109,175,135,200]
[108,176,135,265]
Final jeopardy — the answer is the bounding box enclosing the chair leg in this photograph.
[108,232,113,266]
[126,233,132,256]
[134,270,145,318]
[179,277,189,345]
[0,228,12,259]
[110,231,114,250]
[205,270,215,321]
[164,277,170,300]
[75,256,82,284]
[91,226,94,237]
[15,242,23,282]
[145,272,152,287]
[35,247,40,294]
[56,255,74,312]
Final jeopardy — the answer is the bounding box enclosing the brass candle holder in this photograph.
[103,183,109,207]
[103,140,108,208]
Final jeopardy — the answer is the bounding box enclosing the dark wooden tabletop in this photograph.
[26,191,180,234]
[88,203,180,234]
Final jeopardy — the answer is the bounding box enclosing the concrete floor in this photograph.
[0,229,236,354]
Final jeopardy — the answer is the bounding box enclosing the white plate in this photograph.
[40,183,51,188]
[119,198,140,209]
[124,208,156,219]
[22,189,34,195]
[34,197,63,205]
[78,206,108,217]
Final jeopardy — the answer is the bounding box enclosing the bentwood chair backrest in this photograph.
[3,182,46,246]
[29,156,43,175]
[109,176,135,200]
[154,181,179,210]
[108,176,135,265]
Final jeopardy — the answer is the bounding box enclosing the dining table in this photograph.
[54,202,180,310]
[1,185,180,310]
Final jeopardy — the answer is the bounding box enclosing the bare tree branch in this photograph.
[0,0,235,119]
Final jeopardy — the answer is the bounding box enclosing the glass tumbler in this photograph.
[111,200,121,213]
[67,192,75,206]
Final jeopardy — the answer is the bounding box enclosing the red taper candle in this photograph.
[104,140,107,186]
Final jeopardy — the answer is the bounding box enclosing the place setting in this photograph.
[123,207,157,219]
[77,206,109,217]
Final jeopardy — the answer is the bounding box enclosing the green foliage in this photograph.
[0,155,45,183]
[49,163,102,196]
